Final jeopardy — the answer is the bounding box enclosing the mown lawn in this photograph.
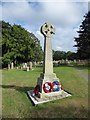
[1,66,88,118]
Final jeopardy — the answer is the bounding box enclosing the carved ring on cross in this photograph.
[41,23,55,37]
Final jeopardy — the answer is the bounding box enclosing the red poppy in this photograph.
[43,82,53,93]
[34,85,40,95]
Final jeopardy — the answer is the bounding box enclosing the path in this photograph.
[74,67,89,81]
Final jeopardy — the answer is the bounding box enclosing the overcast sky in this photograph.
[0,0,89,52]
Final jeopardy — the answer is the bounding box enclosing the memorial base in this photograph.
[27,90,71,105]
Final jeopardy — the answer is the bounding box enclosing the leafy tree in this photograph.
[53,50,76,61]
[53,51,66,60]
[1,21,43,67]
[2,21,13,66]
[74,11,90,59]
[66,51,77,60]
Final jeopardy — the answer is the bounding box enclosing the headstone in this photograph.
[8,64,10,70]
[29,62,32,70]
[33,61,36,67]
[61,59,65,64]
[11,62,14,69]
[74,59,76,63]
[16,67,18,69]
[67,60,70,64]
[25,63,27,68]
[26,67,29,72]
[65,59,68,64]
[22,63,26,69]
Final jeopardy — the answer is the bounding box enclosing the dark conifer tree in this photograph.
[74,11,90,59]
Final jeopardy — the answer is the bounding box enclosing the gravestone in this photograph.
[8,64,10,70]
[25,63,27,68]
[26,66,29,72]
[74,59,76,63]
[27,23,71,105]
[29,62,32,70]
[11,62,14,69]
[16,67,19,69]
[33,61,36,67]
[22,63,26,69]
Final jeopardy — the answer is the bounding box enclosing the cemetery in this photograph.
[1,65,88,118]
[1,2,89,119]
[1,22,88,118]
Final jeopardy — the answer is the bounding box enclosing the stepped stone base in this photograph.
[37,73,59,93]
[27,90,71,105]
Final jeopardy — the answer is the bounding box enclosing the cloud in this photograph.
[35,30,44,49]
[2,0,89,2]
[51,27,77,52]
[41,2,88,27]
[1,1,88,52]
[2,2,34,23]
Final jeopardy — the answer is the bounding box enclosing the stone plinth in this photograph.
[37,73,59,94]
[27,90,71,105]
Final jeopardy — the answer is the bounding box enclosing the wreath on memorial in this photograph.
[52,81,61,91]
[43,81,64,93]
[34,85,40,95]
[33,81,64,95]
[43,82,53,93]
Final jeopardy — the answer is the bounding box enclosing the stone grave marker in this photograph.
[22,63,26,69]
[16,67,19,69]
[11,62,14,69]
[33,61,36,67]
[29,62,33,70]
[25,63,27,68]
[26,66,29,72]
[74,59,76,63]
[8,64,10,70]
[27,23,71,105]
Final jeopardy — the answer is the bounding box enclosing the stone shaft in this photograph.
[37,23,59,96]
[43,36,53,74]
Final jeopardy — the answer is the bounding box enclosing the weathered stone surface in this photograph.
[8,64,10,70]
[11,62,14,69]
[27,23,72,104]
[29,62,32,70]
[26,67,29,72]
[27,90,71,105]
[37,23,60,96]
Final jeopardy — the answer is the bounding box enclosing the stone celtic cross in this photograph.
[41,23,55,38]
[37,22,59,95]
[40,23,55,75]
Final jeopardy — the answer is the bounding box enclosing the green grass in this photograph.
[1,66,88,118]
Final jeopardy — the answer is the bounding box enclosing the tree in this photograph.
[1,21,13,67]
[1,21,43,67]
[66,51,77,60]
[53,51,66,60]
[53,50,76,61]
[74,11,90,59]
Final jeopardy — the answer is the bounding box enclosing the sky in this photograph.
[0,0,89,52]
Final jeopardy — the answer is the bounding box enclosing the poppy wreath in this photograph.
[34,85,40,95]
[52,81,61,91]
[43,82,53,93]
[61,86,64,90]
